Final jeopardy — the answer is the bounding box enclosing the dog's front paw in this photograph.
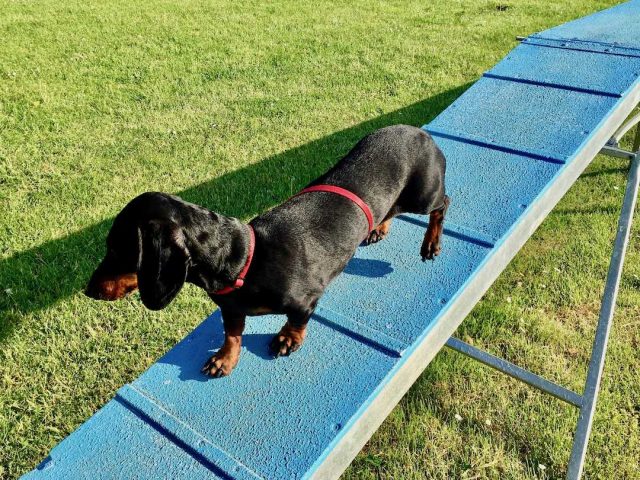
[201,350,239,378]
[420,237,441,261]
[270,323,306,358]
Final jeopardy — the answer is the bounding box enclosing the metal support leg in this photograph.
[446,144,639,479]
[566,153,640,479]
[602,113,640,159]
[445,337,583,407]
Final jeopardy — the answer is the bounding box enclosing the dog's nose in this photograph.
[84,279,106,300]
[84,285,99,299]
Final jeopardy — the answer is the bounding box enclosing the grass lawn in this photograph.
[1,0,638,478]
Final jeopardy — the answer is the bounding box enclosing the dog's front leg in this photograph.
[201,309,245,378]
[270,308,313,358]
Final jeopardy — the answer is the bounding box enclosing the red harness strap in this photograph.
[214,185,372,295]
[213,225,255,295]
[295,185,374,233]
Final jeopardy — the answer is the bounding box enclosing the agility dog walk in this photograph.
[24,2,640,479]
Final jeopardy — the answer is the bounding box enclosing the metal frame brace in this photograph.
[445,114,640,480]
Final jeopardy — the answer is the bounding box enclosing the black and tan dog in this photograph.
[85,125,449,377]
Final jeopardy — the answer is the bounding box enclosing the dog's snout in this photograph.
[84,273,138,301]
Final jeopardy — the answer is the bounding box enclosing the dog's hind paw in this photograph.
[269,334,302,357]
[365,229,385,245]
[420,238,441,262]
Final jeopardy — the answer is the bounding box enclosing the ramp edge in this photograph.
[307,77,640,480]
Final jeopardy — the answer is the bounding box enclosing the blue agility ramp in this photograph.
[24,2,640,479]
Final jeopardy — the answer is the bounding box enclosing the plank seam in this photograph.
[424,127,568,165]
[521,37,640,59]
[397,216,496,249]
[116,385,264,480]
[531,34,640,54]
[482,72,622,98]
[313,306,407,357]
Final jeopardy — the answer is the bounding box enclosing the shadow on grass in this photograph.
[579,166,628,178]
[0,84,470,343]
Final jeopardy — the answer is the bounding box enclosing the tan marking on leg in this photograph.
[202,313,245,378]
[366,218,393,244]
[201,335,242,377]
[421,197,450,261]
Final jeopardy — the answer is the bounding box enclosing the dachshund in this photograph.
[85,124,449,377]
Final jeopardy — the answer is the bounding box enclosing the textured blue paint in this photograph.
[23,2,640,479]
[313,306,406,357]
[532,1,640,52]
[488,43,640,97]
[428,77,618,162]
[21,401,224,480]
[322,219,490,346]
[426,138,560,241]
[133,313,397,479]
[116,385,263,480]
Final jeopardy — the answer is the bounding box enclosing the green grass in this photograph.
[1,0,638,478]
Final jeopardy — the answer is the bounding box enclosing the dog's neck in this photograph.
[184,211,251,293]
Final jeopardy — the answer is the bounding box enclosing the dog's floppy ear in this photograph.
[137,220,190,310]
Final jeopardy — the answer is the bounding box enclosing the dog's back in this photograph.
[250,125,447,303]
[314,124,446,219]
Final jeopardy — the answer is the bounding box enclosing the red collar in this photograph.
[213,225,255,295]
[214,185,371,295]
[295,185,374,233]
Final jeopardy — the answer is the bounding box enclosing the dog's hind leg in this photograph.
[420,195,450,261]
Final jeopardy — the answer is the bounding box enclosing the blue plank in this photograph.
[313,306,407,357]
[488,43,640,97]
[22,2,640,479]
[21,401,223,480]
[321,219,490,346]
[132,311,398,480]
[428,76,619,162]
[532,0,640,52]
[425,139,561,242]
[115,385,262,480]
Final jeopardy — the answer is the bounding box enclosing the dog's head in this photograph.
[85,194,191,310]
